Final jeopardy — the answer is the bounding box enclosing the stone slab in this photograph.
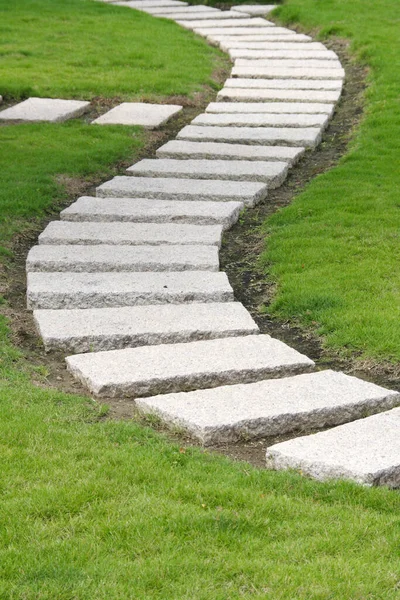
[61,197,243,230]
[234,59,343,70]
[96,176,268,207]
[66,334,314,396]
[35,302,259,353]
[142,5,218,13]
[38,221,223,247]
[229,49,338,60]
[266,406,400,487]
[202,27,299,37]
[153,10,243,19]
[177,125,322,148]
[114,1,188,7]
[206,102,335,116]
[92,102,182,128]
[127,158,288,187]
[217,88,341,103]
[156,140,304,165]
[27,271,233,309]
[0,97,90,123]
[26,244,220,273]
[224,78,342,89]
[137,370,400,446]
[232,66,345,79]
[192,112,329,129]
[232,5,277,15]
[179,17,274,28]
[220,42,328,51]
[209,33,312,42]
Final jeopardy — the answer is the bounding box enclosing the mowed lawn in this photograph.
[1,1,400,599]
[260,0,400,361]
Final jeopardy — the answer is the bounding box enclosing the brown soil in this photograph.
[2,29,398,470]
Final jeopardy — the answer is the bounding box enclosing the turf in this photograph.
[0,0,221,100]
[257,0,400,361]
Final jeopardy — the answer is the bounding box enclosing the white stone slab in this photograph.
[39,221,223,247]
[127,158,288,187]
[36,302,259,353]
[234,59,343,69]
[155,10,243,20]
[229,49,338,60]
[202,27,299,37]
[192,112,329,129]
[27,271,233,309]
[224,78,342,89]
[92,103,182,128]
[156,140,304,165]
[232,5,277,16]
[232,66,345,79]
[177,125,322,148]
[66,334,314,396]
[137,370,400,446]
[220,42,327,51]
[61,197,243,230]
[142,5,218,13]
[210,34,312,42]
[26,244,220,273]
[96,176,268,207]
[206,102,334,116]
[180,17,274,29]
[266,406,400,487]
[0,98,90,123]
[114,1,188,7]
[218,88,341,103]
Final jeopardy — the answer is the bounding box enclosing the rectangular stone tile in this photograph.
[234,58,343,69]
[92,102,182,128]
[66,334,314,396]
[39,221,223,247]
[229,49,338,60]
[0,98,90,123]
[192,112,329,129]
[179,17,274,28]
[96,176,268,207]
[27,271,233,309]
[217,88,341,103]
[201,27,300,37]
[143,5,218,13]
[61,197,243,230]
[232,5,277,15]
[206,101,335,116]
[266,406,400,487]
[137,370,400,446]
[26,244,220,273]
[36,302,260,353]
[209,33,312,42]
[156,140,304,165]
[114,0,188,7]
[177,125,322,148]
[224,77,342,89]
[232,66,345,79]
[127,158,288,187]
[221,41,327,50]
[153,10,241,20]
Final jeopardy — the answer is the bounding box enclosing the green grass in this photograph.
[0,0,221,100]
[258,0,400,361]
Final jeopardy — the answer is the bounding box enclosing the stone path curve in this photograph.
[26,0,400,487]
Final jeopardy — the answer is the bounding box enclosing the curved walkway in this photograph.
[26,1,400,487]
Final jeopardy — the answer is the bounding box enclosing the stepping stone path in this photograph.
[92,102,182,128]
[0,98,90,123]
[26,0,400,487]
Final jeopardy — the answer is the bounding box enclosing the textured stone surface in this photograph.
[127,158,288,187]
[220,41,328,51]
[202,26,299,36]
[39,221,223,247]
[232,66,345,80]
[224,77,342,89]
[232,5,277,15]
[210,33,312,42]
[218,88,341,103]
[92,102,182,128]
[35,302,259,353]
[266,407,400,487]
[0,97,89,123]
[27,271,233,309]
[157,140,304,165]
[61,196,243,230]
[192,112,329,129]
[26,244,220,273]
[234,58,342,69]
[114,1,188,7]
[229,49,337,60]
[136,370,400,446]
[207,101,335,116]
[152,10,243,19]
[143,4,218,13]
[179,17,274,29]
[96,176,268,206]
[66,334,314,396]
[177,125,322,148]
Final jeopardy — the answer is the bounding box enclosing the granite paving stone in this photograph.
[209,33,312,42]
[114,0,188,7]
[35,302,260,353]
[92,102,182,128]
[229,49,338,60]
[142,4,218,13]
[179,17,274,28]
[66,334,314,396]
[234,58,343,69]
[192,112,329,129]
[219,41,327,50]
[232,5,277,15]
[153,10,245,19]
[217,88,341,103]
[137,370,400,446]
[231,65,345,79]
[127,158,289,187]
[223,77,342,89]
[206,101,335,116]
[26,244,220,272]
[266,407,400,487]
[0,98,90,123]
